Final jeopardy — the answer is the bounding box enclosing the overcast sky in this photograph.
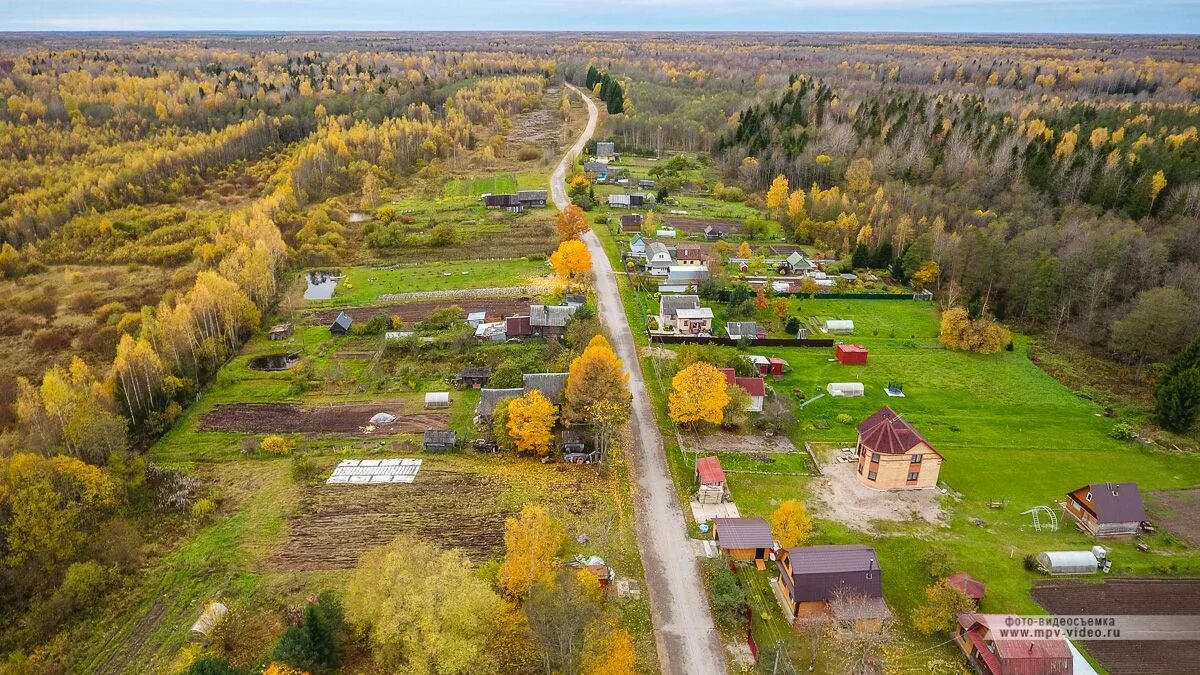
[2,0,1198,34]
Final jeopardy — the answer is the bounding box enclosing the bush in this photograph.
[291,454,321,483]
[1023,554,1041,572]
[191,498,216,520]
[59,561,115,608]
[186,657,238,675]
[784,316,801,334]
[428,222,458,246]
[836,413,853,425]
[1110,423,1136,441]
[919,549,954,579]
[516,146,541,161]
[274,591,344,673]
[261,436,292,456]
[707,562,748,627]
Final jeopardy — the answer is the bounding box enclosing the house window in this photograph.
[867,471,877,481]
[911,454,922,463]
[871,453,880,463]
[858,463,864,475]
[908,472,919,481]
[1086,491,1092,502]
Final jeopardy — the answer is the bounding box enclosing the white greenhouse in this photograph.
[424,392,451,409]
[825,319,855,334]
[827,382,865,398]
[1037,550,1100,576]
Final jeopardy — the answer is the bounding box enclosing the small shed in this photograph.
[466,311,488,327]
[454,367,491,389]
[268,323,293,341]
[1036,551,1099,576]
[825,319,855,335]
[329,311,353,336]
[713,517,775,568]
[423,429,458,452]
[424,392,451,409]
[767,357,788,377]
[835,344,868,365]
[696,455,728,504]
[945,572,986,602]
[189,601,229,644]
[827,382,865,398]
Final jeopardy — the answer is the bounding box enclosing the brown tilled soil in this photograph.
[659,216,741,234]
[307,296,531,325]
[199,402,447,435]
[1032,578,1200,674]
[266,468,510,571]
[1146,488,1200,547]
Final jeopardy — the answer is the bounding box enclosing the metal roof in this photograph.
[727,321,759,337]
[424,429,457,444]
[714,517,773,550]
[529,304,577,327]
[958,613,1073,665]
[1076,482,1146,524]
[331,311,353,330]
[477,388,522,417]
[696,455,725,485]
[856,407,933,456]
[659,294,699,317]
[946,572,986,600]
[785,544,880,575]
[523,372,569,403]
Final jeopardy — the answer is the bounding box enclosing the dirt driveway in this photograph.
[200,402,447,435]
[809,458,945,531]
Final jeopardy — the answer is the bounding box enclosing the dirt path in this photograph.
[555,83,727,675]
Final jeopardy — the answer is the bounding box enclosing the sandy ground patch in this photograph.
[691,430,797,454]
[690,501,741,524]
[808,459,944,532]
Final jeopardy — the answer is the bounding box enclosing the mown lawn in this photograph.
[309,258,552,307]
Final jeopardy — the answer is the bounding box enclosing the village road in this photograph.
[552,83,727,675]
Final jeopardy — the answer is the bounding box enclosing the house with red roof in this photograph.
[946,572,986,602]
[716,367,766,413]
[954,613,1073,675]
[855,406,943,490]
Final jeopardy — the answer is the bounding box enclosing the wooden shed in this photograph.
[695,455,728,504]
[268,323,293,341]
[713,517,774,569]
[423,429,457,452]
[835,344,868,365]
[329,311,353,336]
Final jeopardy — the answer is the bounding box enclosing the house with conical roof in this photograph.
[854,407,943,490]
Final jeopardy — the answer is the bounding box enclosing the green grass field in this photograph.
[306,258,552,307]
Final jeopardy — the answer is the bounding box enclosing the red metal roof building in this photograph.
[946,572,986,601]
[696,455,726,487]
[835,343,868,365]
[716,367,766,412]
[955,613,1073,675]
[855,407,944,490]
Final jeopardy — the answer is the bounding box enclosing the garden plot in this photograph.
[658,216,741,235]
[199,402,447,435]
[1033,579,1200,675]
[326,458,423,484]
[1145,488,1200,546]
[691,430,797,454]
[308,296,531,325]
[267,468,511,571]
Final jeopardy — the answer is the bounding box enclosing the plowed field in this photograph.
[200,402,446,435]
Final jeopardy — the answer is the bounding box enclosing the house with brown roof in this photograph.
[1064,482,1146,537]
[955,613,1073,675]
[854,407,943,490]
[620,213,644,233]
[717,368,765,413]
[675,245,705,266]
[775,544,890,632]
[713,517,774,568]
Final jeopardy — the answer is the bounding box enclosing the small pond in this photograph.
[248,352,301,371]
[304,271,339,300]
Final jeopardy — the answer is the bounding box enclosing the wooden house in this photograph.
[775,545,889,632]
[529,304,577,339]
[854,407,943,490]
[481,193,522,212]
[954,613,1073,675]
[726,321,763,341]
[517,190,548,208]
[628,234,647,258]
[268,323,293,341]
[1065,482,1146,537]
[703,224,729,240]
[620,213,644,233]
[713,517,774,568]
[522,372,569,407]
[595,141,616,158]
[329,312,353,336]
[475,388,522,421]
[695,455,728,504]
[835,344,868,365]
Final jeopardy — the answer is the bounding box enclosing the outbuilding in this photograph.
[268,323,293,341]
[423,429,458,452]
[329,311,353,336]
[955,613,1073,675]
[1036,550,1100,576]
[424,392,451,409]
[696,455,728,504]
[945,572,986,602]
[827,382,865,398]
[713,517,775,569]
[454,367,491,389]
[620,213,644,233]
[825,319,855,335]
[835,344,868,365]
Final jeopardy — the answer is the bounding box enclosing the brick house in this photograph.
[854,407,943,490]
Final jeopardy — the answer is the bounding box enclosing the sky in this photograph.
[1,0,1198,34]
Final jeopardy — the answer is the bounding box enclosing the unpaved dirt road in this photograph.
[554,83,727,675]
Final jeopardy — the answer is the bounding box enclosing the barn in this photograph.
[713,517,775,568]
[835,344,868,365]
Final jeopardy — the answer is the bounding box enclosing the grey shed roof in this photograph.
[529,304,577,328]
[660,294,700,318]
[714,517,774,550]
[331,311,353,331]
[477,388,522,417]
[786,544,880,575]
[518,190,547,200]
[1081,482,1147,523]
[424,429,457,445]
[647,241,670,258]
[523,372,569,404]
[727,321,759,336]
[457,367,491,379]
